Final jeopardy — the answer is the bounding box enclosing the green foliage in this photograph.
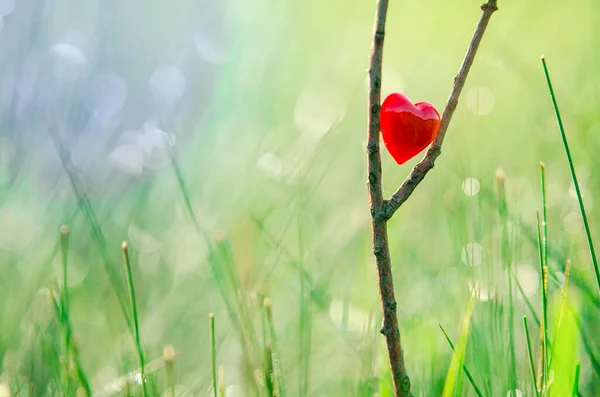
[1,0,600,396]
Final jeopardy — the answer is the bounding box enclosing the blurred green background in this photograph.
[0,0,599,395]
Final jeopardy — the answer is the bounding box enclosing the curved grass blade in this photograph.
[440,298,482,397]
[523,316,540,397]
[541,55,600,292]
[122,242,148,397]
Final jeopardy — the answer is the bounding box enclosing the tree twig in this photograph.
[382,1,499,220]
[366,2,499,396]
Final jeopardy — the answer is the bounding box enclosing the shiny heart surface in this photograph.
[380,92,441,165]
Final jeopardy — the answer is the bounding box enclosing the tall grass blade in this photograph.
[59,225,72,395]
[540,163,548,271]
[536,211,549,394]
[572,362,580,397]
[496,170,518,392]
[548,296,578,397]
[523,316,540,397]
[170,153,261,387]
[264,345,275,397]
[210,313,217,397]
[440,298,481,397]
[264,298,286,397]
[541,55,600,292]
[296,189,311,397]
[47,123,132,331]
[122,241,148,397]
[439,323,483,397]
[48,282,92,396]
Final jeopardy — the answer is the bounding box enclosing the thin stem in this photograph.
[122,241,148,397]
[264,298,286,397]
[541,55,600,292]
[540,163,548,270]
[496,170,518,392]
[523,316,540,397]
[536,212,548,394]
[163,345,176,397]
[59,225,72,394]
[210,313,217,397]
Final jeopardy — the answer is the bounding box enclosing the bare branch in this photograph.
[366,2,499,396]
[383,1,499,220]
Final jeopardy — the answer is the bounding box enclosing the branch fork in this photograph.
[366,1,499,396]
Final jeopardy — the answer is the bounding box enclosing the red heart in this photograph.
[380,92,441,165]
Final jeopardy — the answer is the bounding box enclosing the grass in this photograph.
[1,1,600,396]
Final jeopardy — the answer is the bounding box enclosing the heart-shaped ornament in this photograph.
[380,92,441,165]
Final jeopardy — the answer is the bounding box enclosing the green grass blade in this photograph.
[264,345,275,397]
[541,55,600,292]
[536,211,549,394]
[540,163,548,270]
[496,170,518,392]
[59,225,72,395]
[551,260,572,361]
[47,124,133,332]
[572,362,580,397]
[439,322,483,397]
[48,281,92,396]
[122,241,148,397]
[523,316,540,397]
[548,295,578,397]
[512,268,541,327]
[210,313,217,397]
[440,298,481,397]
[264,298,286,397]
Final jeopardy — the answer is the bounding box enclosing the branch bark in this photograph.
[366,2,499,396]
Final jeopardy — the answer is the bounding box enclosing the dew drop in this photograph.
[468,280,495,301]
[257,152,283,179]
[0,0,14,16]
[86,72,128,124]
[462,177,480,196]
[461,242,483,267]
[563,212,583,235]
[514,264,539,299]
[49,43,87,83]
[148,66,186,105]
[108,145,144,176]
